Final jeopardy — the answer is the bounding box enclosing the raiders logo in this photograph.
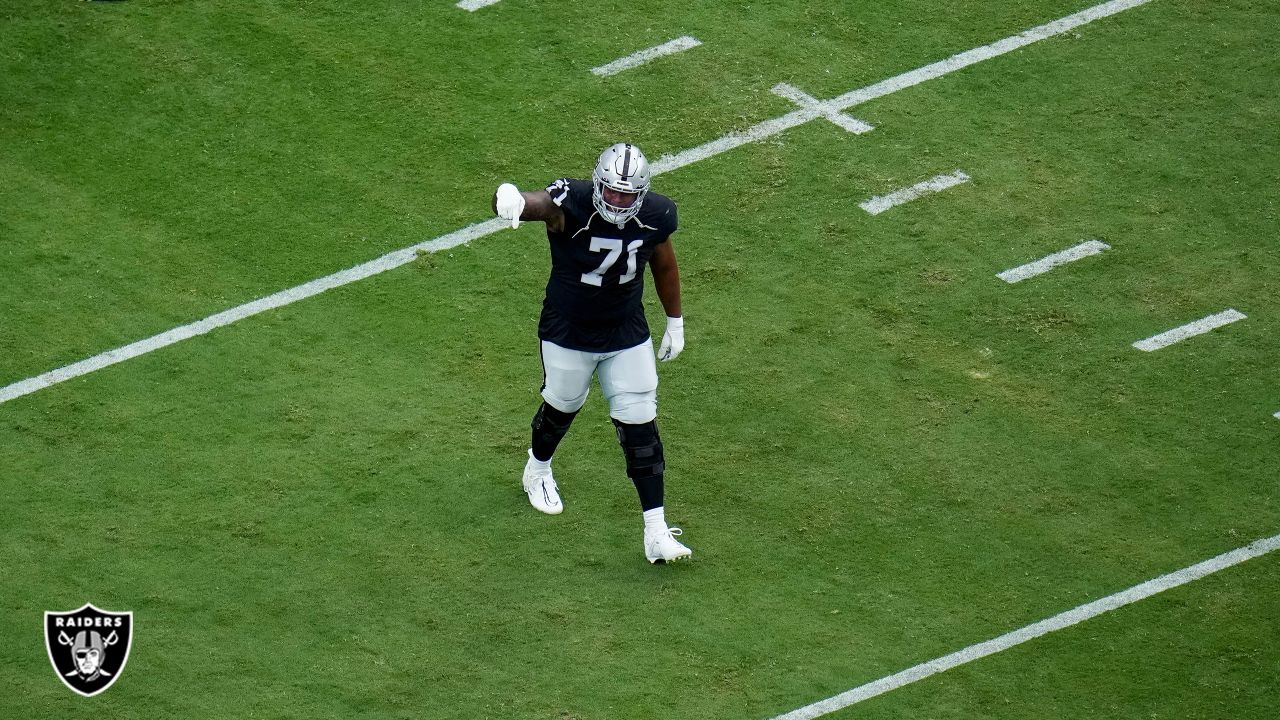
[44,603,133,697]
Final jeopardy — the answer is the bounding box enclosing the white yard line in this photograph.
[769,532,1280,720]
[997,240,1111,283]
[590,36,702,77]
[652,0,1155,174]
[771,83,875,134]
[0,0,1158,406]
[859,170,971,215]
[0,219,507,405]
[456,0,502,11]
[1132,309,1247,352]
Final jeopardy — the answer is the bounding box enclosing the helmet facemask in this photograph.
[591,143,651,225]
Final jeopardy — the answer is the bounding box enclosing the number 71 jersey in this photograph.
[538,177,679,353]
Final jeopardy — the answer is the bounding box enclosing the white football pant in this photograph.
[540,340,658,424]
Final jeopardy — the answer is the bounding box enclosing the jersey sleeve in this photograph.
[545,178,572,207]
[655,198,678,238]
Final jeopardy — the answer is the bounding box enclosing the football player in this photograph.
[493,143,692,563]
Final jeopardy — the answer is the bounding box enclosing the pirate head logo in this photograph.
[44,603,133,697]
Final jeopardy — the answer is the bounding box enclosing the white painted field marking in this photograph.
[859,170,971,215]
[590,36,702,77]
[769,532,1280,720]
[0,0,1157,406]
[1274,411,1280,420]
[652,0,1155,174]
[771,83,874,134]
[997,240,1111,283]
[456,0,502,11]
[1132,309,1247,352]
[0,219,507,405]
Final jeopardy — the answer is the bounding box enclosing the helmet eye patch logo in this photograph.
[44,603,133,697]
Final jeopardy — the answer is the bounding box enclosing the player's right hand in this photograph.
[495,183,525,229]
[658,315,685,361]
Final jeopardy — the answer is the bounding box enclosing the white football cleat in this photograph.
[644,527,692,564]
[522,452,562,515]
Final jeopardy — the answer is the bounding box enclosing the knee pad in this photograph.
[608,391,657,425]
[612,419,665,480]
[529,404,576,458]
[532,402,576,444]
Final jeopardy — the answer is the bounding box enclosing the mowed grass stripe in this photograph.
[0,0,1161,407]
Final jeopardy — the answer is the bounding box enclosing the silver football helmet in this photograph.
[592,143,651,225]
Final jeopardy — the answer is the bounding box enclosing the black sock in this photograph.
[631,474,665,512]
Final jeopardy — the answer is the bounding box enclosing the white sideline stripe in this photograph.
[590,36,702,77]
[770,83,874,134]
[0,0,1157,406]
[0,218,507,405]
[1132,309,1247,352]
[770,532,1280,720]
[652,0,1155,174]
[859,170,971,215]
[456,0,501,10]
[997,240,1111,283]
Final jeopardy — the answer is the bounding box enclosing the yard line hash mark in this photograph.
[590,36,702,77]
[1132,309,1246,352]
[771,83,874,134]
[456,0,502,10]
[0,0,1158,406]
[997,240,1111,283]
[768,532,1280,720]
[859,170,971,215]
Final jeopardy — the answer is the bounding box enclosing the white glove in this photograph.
[495,182,525,229]
[658,316,685,362]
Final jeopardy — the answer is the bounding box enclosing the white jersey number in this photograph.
[581,237,644,287]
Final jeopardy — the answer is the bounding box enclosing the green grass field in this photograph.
[2,1,1277,718]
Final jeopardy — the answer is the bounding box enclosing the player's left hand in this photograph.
[658,316,684,361]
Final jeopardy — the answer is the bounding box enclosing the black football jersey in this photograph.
[538,177,678,352]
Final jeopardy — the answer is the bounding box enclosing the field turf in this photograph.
[2,1,1277,718]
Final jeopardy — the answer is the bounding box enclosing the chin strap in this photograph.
[574,210,657,235]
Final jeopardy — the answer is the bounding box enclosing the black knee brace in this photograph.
[531,402,577,461]
[612,419,665,479]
